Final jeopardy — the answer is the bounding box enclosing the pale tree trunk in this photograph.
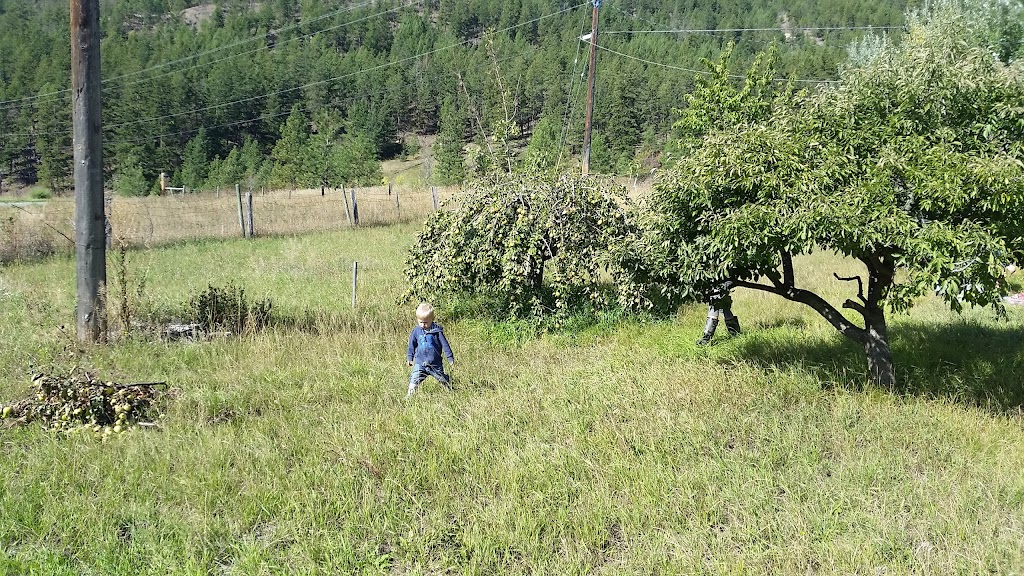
[862,306,895,388]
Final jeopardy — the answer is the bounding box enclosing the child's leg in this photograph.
[424,365,453,390]
[408,365,428,397]
[697,305,720,345]
[436,369,453,390]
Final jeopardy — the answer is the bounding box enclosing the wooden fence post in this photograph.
[351,188,359,226]
[388,181,392,196]
[236,184,245,237]
[395,185,400,220]
[352,261,358,309]
[431,186,439,211]
[245,191,254,238]
[342,187,352,226]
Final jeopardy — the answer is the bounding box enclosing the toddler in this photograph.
[406,303,455,397]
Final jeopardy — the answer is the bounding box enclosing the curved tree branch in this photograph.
[842,299,867,315]
[834,273,866,304]
[731,278,867,342]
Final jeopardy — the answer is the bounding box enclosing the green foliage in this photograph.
[587,131,613,174]
[643,5,1024,385]
[269,106,310,189]
[178,128,210,190]
[185,284,272,334]
[113,156,151,197]
[209,146,244,188]
[433,96,466,185]
[28,187,52,200]
[301,110,382,188]
[2,368,162,435]
[663,43,786,165]
[0,0,946,188]
[521,115,561,172]
[333,132,382,186]
[405,173,634,319]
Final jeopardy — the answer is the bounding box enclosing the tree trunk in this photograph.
[864,329,895,388]
[862,306,895,388]
[530,257,544,290]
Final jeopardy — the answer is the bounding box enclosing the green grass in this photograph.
[1,225,1023,574]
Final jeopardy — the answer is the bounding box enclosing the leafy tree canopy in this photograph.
[405,173,634,319]
[642,3,1024,387]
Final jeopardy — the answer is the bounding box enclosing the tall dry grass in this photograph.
[0,185,457,262]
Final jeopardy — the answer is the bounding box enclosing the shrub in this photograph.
[405,173,639,319]
[185,284,271,334]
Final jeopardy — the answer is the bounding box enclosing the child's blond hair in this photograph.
[415,302,435,322]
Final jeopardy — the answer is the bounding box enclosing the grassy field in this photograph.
[1,224,1023,574]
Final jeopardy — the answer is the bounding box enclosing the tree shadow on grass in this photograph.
[724,319,1024,414]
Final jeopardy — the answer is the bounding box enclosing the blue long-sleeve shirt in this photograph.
[407,323,454,367]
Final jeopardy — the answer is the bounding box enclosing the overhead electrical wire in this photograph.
[602,25,902,35]
[3,2,587,140]
[114,50,527,147]
[595,44,839,83]
[0,0,402,111]
[103,0,423,94]
[556,8,591,167]
[600,0,898,84]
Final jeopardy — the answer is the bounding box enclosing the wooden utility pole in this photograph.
[71,0,106,342]
[581,0,601,176]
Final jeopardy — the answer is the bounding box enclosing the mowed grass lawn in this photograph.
[1,224,1023,574]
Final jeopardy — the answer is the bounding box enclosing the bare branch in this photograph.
[834,273,866,304]
[842,299,867,315]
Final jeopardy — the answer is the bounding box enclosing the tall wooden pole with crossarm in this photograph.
[581,0,601,176]
[71,0,107,342]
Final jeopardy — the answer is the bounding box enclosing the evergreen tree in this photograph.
[604,70,643,160]
[239,137,265,191]
[178,128,210,191]
[215,147,245,188]
[34,84,72,194]
[433,96,466,185]
[588,131,613,174]
[521,114,561,172]
[269,106,309,189]
[334,132,382,186]
[113,155,150,197]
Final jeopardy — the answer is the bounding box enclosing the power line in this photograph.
[104,1,422,94]
[5,2,587,139]
[111,51,528,147]
[602,25,902,35]
[595,44,839,84]
[556,9,591,167]
[0,0,394,110]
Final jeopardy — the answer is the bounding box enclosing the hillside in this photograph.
[0,0,917,195]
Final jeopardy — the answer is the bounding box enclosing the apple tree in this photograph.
[405,173,635,319]
[643,7,1024,386]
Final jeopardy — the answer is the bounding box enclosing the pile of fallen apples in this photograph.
[0,367,164,439]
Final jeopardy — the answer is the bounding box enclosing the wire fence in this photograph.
[0,184,456,263]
